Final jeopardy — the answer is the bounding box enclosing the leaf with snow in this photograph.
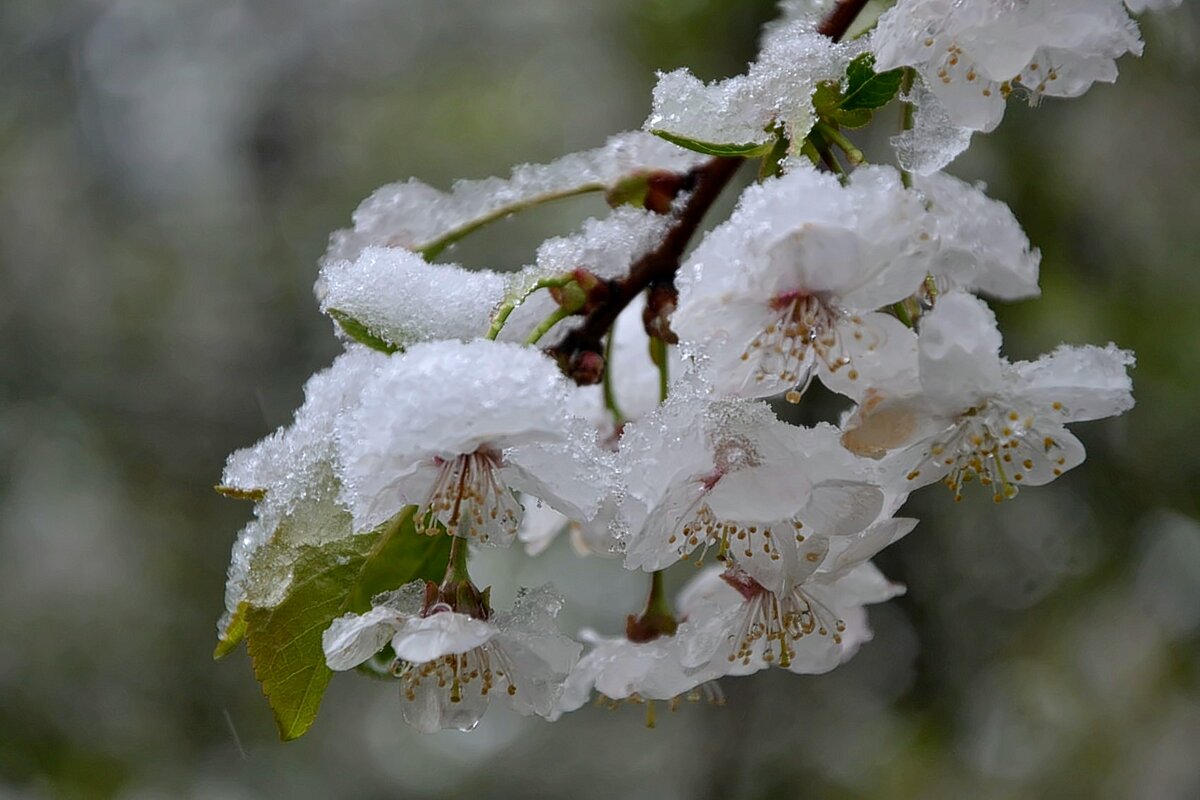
[839,54,904,112]
[645,21,861,152]
[234,507,450,740]
[325,132,705,262]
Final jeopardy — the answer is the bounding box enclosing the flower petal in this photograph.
[391,612,496,664]
[1009,343,1135,422]
[323,605,403,671]
[918,291,1004,408]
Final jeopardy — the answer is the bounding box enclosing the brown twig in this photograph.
[547,0,870,383]
[548,156,742,381]
[816,0,872,42]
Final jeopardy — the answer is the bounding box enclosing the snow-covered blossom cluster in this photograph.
[217,0,1165,738]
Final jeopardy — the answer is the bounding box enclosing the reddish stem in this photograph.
[816,0,872,42]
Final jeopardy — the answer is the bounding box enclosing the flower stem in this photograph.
[649,337,670,403]
[646,570,672,619]
[443,534,472,585]
[602,330,626,426]
[899,67,915,189]
[626,570,678,642]
[485,274,574,340]
[814,121,865,166]
[524,306,573,345]
[419,184,606,260]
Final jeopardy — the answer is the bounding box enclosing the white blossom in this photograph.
[674,517,912,675]
[215,0,1154,741]
[554,628,721,717]
[516,496,572,557]
[607,292,680,423]
[841,291,1135,501]
[619,390,884,580]
[335,339,612,545]
[673,165,928,400]
[873,0,1144,132]
[323,583,581,733]
[914,171,1041,300]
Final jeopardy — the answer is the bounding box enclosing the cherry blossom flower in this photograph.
[323,583,581,733]
[674,517,913,675]
[619,390,884,578]
[873,0,1143,132]
[673,165,927,401]
[914,171,1041,301]
[553,628,722,717]
[335,339,612,545]
[841,291,1135,501]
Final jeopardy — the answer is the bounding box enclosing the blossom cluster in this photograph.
[218,0,1162,737]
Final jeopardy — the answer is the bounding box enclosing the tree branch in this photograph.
[817,0,872,42]
[548,156,742,381]
[547,0,871,383]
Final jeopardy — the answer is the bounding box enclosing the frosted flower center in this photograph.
[926,38,1062,102]
[906,403,1071,502]
[594,681,727,726]
[712,434,759,473]
[743,293,872,400]
[396,639,518,704]
[418,446,522,543]
[659,451,812,567]
[721,570,844,669]
[669,507,810,568]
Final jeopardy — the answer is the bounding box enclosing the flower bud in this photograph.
[605,170,688,214]
[643,282,679,344]
[549,268,610,314]
[567,349,606,386]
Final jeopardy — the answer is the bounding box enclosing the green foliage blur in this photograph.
[1,1,1197,798]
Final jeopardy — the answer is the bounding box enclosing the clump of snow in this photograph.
[317,247,507,348]
[646,20,862,149]
[891,79,974,176]
[325,131,704,262]
[218,347,387,634]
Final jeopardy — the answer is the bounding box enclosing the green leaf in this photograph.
[651,129,774,158]
[811,83,843,117]
[757,130,790,182]
[213,602,249,658]
[839,54,904,112]
[328,309,401,354]
[829,107,873,130]
[242,507,449,740]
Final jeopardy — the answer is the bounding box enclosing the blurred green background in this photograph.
[2,1,1198,798]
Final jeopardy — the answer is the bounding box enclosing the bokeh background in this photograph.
[2,1,1199,798]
